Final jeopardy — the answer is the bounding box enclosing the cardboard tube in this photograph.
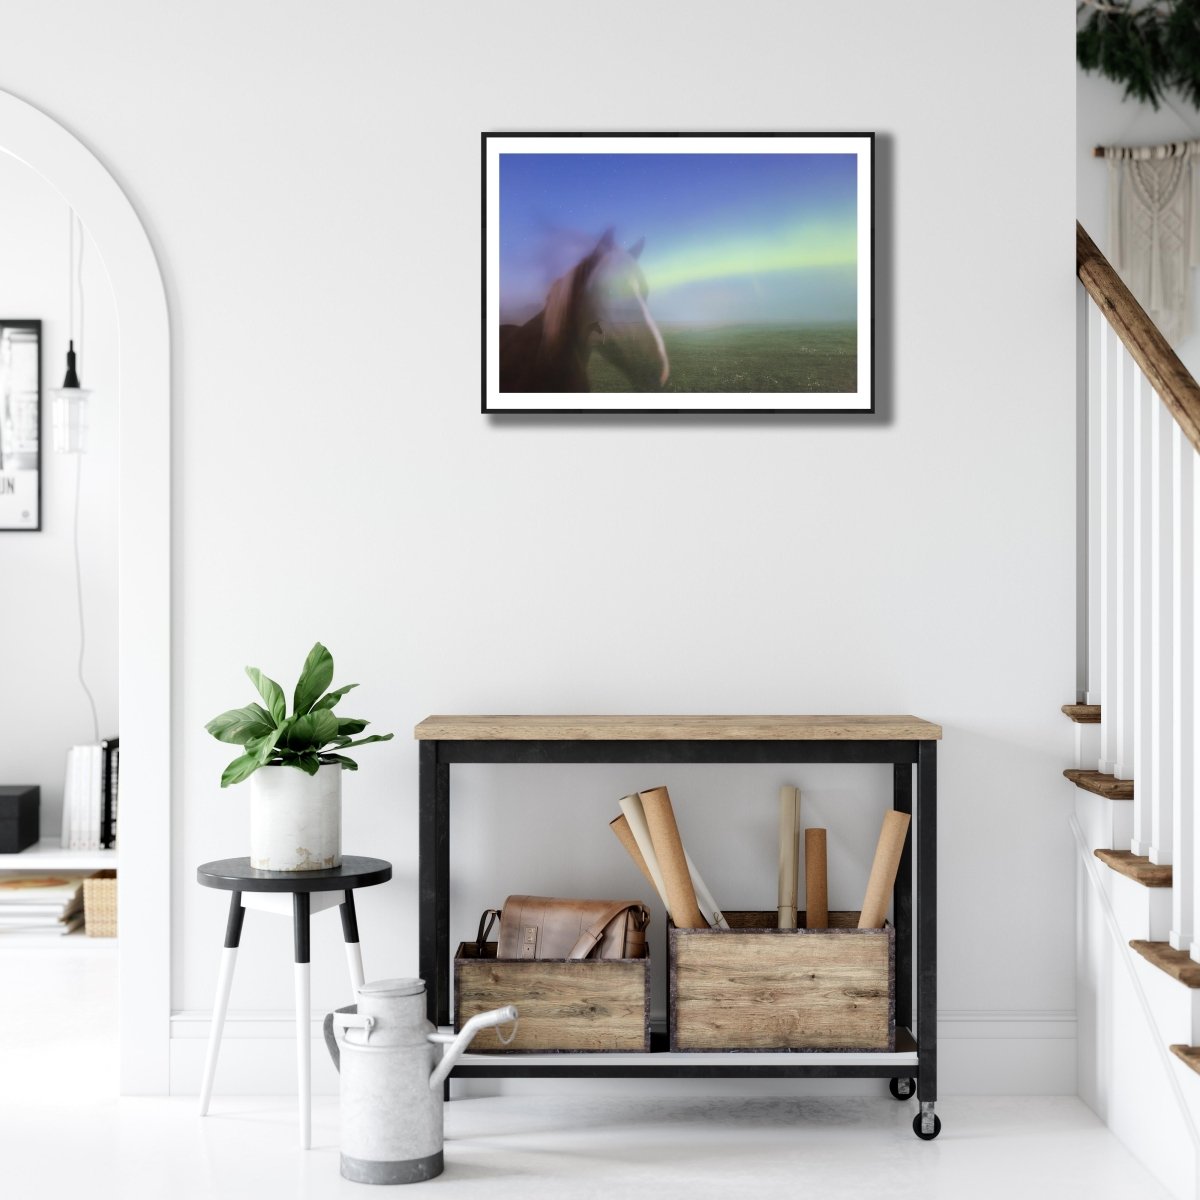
[638,786,707,928]
[858,811,911,928]
[805,828,828,929]
[610,813,660,897]
[778,786,799,929]
[617,795,670,910]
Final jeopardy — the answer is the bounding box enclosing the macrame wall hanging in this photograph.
[1099,140,1200,343]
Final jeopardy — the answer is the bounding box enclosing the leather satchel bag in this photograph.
[475,895,650,961]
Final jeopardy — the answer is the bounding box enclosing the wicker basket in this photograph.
[84,870,117,938]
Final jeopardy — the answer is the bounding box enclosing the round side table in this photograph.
[196,855,391,1149]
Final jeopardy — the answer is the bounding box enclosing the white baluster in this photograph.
[1114,347,1136,781]
[1087,299,1103,709]
[1148,399,1175,863]
[1189,445,1200,963]
[1131,370,1154,857]
[1099,321,1119,775]
[1169,424,1195,951]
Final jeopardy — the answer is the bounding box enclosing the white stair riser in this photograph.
[1074,722,1102,771]
[1130,954,1200,1046]
[1075,789,1134,855]
[1105,870,1172,942]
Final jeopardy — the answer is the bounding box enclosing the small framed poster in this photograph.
[482,132,873,415]
[0,320,41,530]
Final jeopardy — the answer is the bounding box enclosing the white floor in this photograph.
[1,948,1176,1200]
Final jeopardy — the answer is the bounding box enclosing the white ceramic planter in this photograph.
[249,762,342,871]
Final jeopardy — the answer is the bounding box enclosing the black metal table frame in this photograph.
[418,737,936,1121]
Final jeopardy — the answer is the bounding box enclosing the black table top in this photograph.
[196,856,392,893]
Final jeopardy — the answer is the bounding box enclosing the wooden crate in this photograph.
[454,941,650,1053]
[669,910,894,1051]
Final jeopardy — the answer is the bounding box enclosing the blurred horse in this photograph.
[500,231,670,393]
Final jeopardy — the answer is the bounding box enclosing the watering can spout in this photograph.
[428,1006,518,1090]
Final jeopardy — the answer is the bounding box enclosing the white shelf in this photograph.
[0,929,116,950]
[439,1027,919,1069]
[0,839,117,871]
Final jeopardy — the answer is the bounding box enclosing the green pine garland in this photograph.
[1078,1,1200,109]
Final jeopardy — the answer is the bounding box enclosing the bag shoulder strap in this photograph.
[475,908,501,953]
[566,901,650,960]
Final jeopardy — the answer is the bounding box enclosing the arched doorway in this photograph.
[0,89,171,1094]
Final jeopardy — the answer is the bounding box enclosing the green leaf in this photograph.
[336,732,394,751]
[293,643,335,716]
[336,717,369,737]
[206,703,275,746]
[282,708,340,753]
[246,667,286,724]
[312,683,358,712]
[320,753,360,771]
[251,725,286,765]
[220,752,262,787]
[294,752,322,776]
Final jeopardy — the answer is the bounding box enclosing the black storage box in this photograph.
[0,786,39,853]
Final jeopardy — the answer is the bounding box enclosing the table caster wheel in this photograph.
[913,1112,942,1140]
[889,1077,915,1100]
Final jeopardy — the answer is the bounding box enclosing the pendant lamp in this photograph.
[51,211,92,454]
[52,339,90,454]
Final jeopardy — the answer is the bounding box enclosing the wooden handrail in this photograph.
[1077,221,1200,454]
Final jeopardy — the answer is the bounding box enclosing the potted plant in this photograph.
[205,642,393,871]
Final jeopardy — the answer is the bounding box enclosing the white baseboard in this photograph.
[169,1009,1076,1097]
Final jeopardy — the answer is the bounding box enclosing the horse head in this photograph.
[544,230,670,391]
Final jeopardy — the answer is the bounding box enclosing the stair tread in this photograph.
[1063,768,1134,799]
[1170,1045,1200,1075]
[1130,941,1200,987]
[1094,849,1173,887]
[1062,704,1101,724]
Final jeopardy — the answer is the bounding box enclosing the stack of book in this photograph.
[60,737,119,851]
[0,872,86,935]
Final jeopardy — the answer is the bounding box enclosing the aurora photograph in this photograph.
[483,134,873,413]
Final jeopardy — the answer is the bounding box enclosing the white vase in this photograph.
[249,762,342,871]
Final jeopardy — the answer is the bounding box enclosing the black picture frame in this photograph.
[0,319,42,530]
[482,132,874,416]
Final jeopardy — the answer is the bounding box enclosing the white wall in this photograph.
[0,151,117,838]
[0,0,1075,1094]
[1078,69,1200,375]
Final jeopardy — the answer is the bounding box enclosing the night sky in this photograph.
[498,152,858,325]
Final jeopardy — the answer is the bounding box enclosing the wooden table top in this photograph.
[413,715,942,742]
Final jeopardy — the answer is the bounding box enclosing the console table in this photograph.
[414,715,941,1139]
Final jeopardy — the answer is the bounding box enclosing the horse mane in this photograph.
[542,231,614,352]
[541,271,577,351]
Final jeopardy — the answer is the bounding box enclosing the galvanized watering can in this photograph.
[323,977,517,1185]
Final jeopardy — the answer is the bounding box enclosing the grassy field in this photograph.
[588,323,857,394]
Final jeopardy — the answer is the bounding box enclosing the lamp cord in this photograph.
[67,207,98,744]
[67,207,73,349]
[76,212,84,368]
[72,452,100,744]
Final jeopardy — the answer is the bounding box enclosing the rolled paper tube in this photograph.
[616,795,671,911]
[778,786,799,929]
[805,828,828,929]
[683,848,730,930]
[638,785,708,928]
[858,810,912,929]
[609,813,661,897]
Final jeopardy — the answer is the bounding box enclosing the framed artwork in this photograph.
[482,132,873,415]
[0,320,41,530]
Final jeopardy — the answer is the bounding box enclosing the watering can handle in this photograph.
[322,1011,341,1073]
[323,1004,365,1072]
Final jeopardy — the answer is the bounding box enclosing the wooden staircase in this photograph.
[1067,698,1200,1077]
[1072,221,1200,1196]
